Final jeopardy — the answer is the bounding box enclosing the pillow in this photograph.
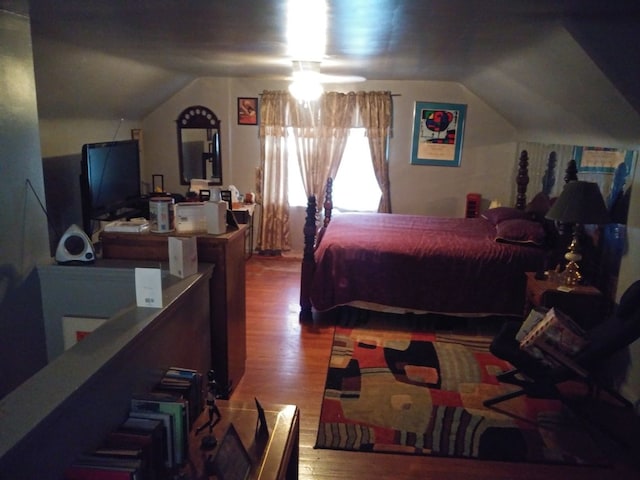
[526,192,551,220]
[481,206,529,225]
[495,219,546,246]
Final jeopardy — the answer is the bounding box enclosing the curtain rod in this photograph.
[258,92,401,96]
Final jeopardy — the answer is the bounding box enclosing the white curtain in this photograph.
[258,90,393,252]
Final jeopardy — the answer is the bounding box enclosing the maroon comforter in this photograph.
[310,213,546,316]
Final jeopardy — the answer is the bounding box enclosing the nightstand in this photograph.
[524,272,607,329]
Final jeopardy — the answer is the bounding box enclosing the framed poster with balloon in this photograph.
[410,101,467,167]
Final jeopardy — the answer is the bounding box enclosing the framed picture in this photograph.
[237,97,258,125]
[410,101,467,167]
[573,146,637,174]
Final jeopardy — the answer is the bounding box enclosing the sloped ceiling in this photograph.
[23,0,640,139]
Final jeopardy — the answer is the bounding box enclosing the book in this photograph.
[154,377,197,429]
[520,307,590,368]
[64,453,142,480]
[101,432,156,480]
[157,367,203,427]
[64,465,136,480]
[127,411,175,468]
[533,338,589,377]
[515,306,548,342]
[131,392,188,466]
[118,417,167,478]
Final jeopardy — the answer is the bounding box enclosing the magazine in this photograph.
[519,307,589,369]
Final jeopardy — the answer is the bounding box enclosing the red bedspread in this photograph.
[310,213,546,316]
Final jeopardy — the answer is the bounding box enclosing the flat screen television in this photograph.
[80,139,143,235]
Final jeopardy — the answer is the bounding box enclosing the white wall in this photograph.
[38,118,142,158]
[1,10,50,274]
[0,7,50,398]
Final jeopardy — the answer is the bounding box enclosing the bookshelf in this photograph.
[0,262,213,478]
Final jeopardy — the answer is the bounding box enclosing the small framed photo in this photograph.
[410,101,466,167]
[237,97,258,125]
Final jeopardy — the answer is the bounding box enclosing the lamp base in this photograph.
[563,234,583,286]
[563,259,582,286]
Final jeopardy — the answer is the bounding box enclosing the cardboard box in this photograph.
[175,202,207,232]
[204,200,228,234]
[168,236,198,278]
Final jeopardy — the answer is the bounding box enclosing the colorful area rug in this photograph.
[315,308,609,465]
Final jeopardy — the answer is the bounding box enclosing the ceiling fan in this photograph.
[288,59,366,101]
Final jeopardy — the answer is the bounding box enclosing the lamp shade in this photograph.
[545,180,610,224]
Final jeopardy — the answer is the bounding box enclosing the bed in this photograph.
[299,151,578,321]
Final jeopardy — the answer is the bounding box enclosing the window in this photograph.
[288,128,382,211]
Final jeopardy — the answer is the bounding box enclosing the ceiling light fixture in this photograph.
[288,78,324,102]
[288,61,324,101]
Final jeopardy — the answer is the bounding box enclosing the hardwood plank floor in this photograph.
[232,256,639,480]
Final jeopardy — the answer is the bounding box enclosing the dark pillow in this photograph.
[526,192,551,220]
[481,207,529,225]
[495,219,546,246]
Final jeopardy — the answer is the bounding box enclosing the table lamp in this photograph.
[545,180,610,286]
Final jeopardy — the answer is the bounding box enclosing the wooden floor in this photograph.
[232,256,639,480]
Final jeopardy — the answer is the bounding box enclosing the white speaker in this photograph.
[55,224,96,265]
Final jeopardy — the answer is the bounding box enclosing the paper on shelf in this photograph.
[135,267,163,308]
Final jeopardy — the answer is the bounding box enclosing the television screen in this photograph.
[80,140,142,234]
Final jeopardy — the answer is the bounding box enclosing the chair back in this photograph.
[577,280,640,366]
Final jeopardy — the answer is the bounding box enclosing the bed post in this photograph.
[299,178,334,322]
[322,177,333,229]
[515,150,529,210]
[300,194,318,322]
[564,159,578,183]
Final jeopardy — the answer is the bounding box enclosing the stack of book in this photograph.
[63,366,203,479]
[155,367,203,429]
[518,307,590,372]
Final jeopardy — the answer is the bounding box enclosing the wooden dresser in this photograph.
[100,225,247,397]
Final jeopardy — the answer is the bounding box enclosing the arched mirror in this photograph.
[176,105,222,185]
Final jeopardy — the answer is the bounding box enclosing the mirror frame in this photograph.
[176,105,222,186]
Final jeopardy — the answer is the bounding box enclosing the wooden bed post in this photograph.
[564,159,578,183]
[299,178,334,322]
[516,150,529,210]
[300,194,317,322]
[322,177,333,229]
